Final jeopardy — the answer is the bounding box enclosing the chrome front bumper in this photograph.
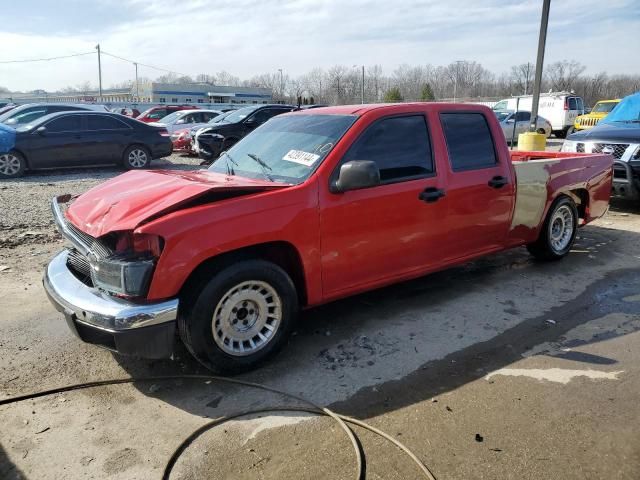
[44,250,179,358]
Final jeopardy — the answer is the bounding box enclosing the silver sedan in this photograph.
[494,110,553,143]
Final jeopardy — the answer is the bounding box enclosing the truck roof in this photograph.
[291,102,484,117]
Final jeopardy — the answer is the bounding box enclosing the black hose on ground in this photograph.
[0,375,437,480]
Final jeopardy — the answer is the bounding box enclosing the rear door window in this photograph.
[568,97,578,110]
[440,113,497,171]
[87,115,129,130]
[342,115,433,183]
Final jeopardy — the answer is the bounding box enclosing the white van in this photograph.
[492,92,584,138]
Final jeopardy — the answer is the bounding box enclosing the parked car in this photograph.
[562,91,640,200]
[574,99,621,131]
[170,128,192,152]
[0,104,17,115]
[0,111,172,178]
[44,103,612,373]
[492,92,584,138]
[118,107,141,118]
[0,103,110,126]
[181,111,237,155]
[152,109,223,134]
[136,105,197,123]
[193,104,296,161]
[494,110,552,142]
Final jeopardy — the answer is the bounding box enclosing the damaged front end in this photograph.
[44,195,178,358]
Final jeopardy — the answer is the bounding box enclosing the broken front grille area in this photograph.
[62,220,114,288]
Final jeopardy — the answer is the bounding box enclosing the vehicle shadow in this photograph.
[113,223,640,422]
[0,443,27,480]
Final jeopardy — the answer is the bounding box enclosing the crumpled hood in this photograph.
[66,169,289,237]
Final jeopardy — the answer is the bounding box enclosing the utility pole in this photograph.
[134,62,139,100]
[452,60,463,103]
[95,44,103,100]
[353,64,365,104]
[361,65,365,104]
[530,0,550,132]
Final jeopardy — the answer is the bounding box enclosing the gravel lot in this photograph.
[5,139,640,480]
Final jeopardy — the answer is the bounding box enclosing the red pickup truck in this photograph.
[44,103,613,373]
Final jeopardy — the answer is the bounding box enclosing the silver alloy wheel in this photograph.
[211,280,282,356]
[0,153,21,176]
[549,204,574,252]
[128,148,148,168]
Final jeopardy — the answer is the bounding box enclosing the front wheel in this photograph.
[527,196,578,260]
[178,260,299,374]
[0,151,26,178]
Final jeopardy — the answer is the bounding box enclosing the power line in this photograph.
[101,50,191,77]
[0,51,96,64]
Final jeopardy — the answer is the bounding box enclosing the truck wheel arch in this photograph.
[179,241,309,309]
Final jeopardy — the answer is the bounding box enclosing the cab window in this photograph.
[342,115,433,183]
[440,113,497,171]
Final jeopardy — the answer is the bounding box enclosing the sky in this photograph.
[1,0,639,92]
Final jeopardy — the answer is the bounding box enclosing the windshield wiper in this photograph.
[246,153,274,181]
[221,151,237,175]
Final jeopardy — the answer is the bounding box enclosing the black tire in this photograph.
[122,145,151,169]
[527,196,578,261]
[555,128,568,139]
[178,260,299,374]
[0,150,26,178]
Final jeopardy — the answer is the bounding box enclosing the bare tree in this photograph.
[511,62,535,95]
[545,60,586,92]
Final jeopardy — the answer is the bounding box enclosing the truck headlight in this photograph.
[90,233,163,297]
[90,254,155,297]
[561,140,577,153]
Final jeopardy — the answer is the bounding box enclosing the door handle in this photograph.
[419,187,446,203]
[488,176,508,189]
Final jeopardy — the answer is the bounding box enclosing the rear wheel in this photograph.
[178,260,298,374]
[0,151,26,178]
[123,145,151,169]
[527,196,578,260]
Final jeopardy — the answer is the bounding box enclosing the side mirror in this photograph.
[506,118,514,124]
[175,118,186,124]
[244,118,258,127]
[331,160,380,193]
[36,126,47,135]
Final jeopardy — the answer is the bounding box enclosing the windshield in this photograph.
[221,105,261,123]
[156,111,183,124]
[208,114,357,184]
[494,111,512,122]
[208,111,232,124]
[601,93,640,124]
[592,101,618,114]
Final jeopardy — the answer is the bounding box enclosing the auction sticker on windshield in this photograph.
[283,149,320,166]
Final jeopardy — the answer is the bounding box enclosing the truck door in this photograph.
[438,112,515,259]
[319,114,448,298]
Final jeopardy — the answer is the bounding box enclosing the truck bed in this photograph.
[509,150,613,237]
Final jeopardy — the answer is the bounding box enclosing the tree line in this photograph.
[160,59,640,107]
[4,59,639,108]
